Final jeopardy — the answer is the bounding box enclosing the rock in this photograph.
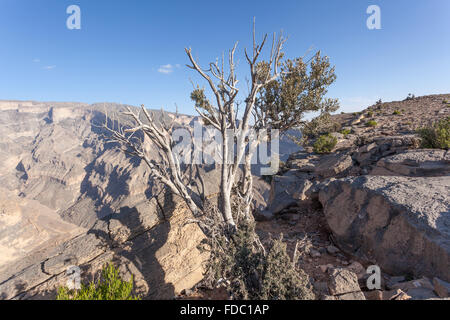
[319,175,450,282]
[391,277,435,292]
[407,288,439,300]
[385,275,406,290]
[382,289,412,300]
[327,268,362,296]
[336,291,366,300]
[314,153,353,179]
[313,281,329,296]
[254,209,275,222]
[346,261,366,279]
[319,264,334,273]
[364,290,383,300]
[326,245,340,255]
[309,249,321,258]
[350,113,365,125]
[387,277,440,300]
[372,149,450,177]
[266,175,303,214]
[433,277,450,298]
[181,288,194,296]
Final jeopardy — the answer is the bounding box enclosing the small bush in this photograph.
[393,110,402,115]
[367,111,374,117]
[340,129,351,137]
[417,117,450,149]
[366,120,378,127]
[56,263,140,300]
[313,134,337,154]
[204,221,315,300]
[259,236,314,300]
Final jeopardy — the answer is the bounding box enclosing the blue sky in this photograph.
[0,0,449,115]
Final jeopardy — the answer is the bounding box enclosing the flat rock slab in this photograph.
[372,149,450,177]
[319,175,450,282]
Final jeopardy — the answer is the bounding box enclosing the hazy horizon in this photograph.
[1,0,449,115]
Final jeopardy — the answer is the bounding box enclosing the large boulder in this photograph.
[266,175,312,214]
[319,175,450,282]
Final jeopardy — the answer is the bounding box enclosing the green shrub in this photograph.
[442,100,448,104]
[366,120,378,127]
[56,263,140,300]
[259,236,314,300]
[340,129,351,137]
[417,117,450,149]
[393,110,402,115]
[205,221,315,300]
[313,134,337,154]
[367,111,374,117]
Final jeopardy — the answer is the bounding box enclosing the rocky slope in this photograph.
[255,94,450,300]
[0,100,214,299]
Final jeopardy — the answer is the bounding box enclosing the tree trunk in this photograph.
[220,129,236,230]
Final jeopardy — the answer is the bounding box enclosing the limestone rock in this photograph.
[433,277,450,298]
[314,153,353,179]
[372,149,450,177]
[327,268,362,296]
[319,176,450,282]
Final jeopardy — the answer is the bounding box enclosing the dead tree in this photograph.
[100,105,204,218]
[186,24,286,230]
[102,22,337,234]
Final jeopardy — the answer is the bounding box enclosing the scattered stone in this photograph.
[407,288,439,300]
[309,248,321,258]
[336,291,366,300]
[319,264,334,273]
[346,261,365,279]
[364,290,383,300]
[391,277,434,292]
[327,268,362,296]
[433,277,450,298]
[181,288,194,296]
[313,281,329,296]
[318,247,327,254]
[327,245,340,255]
[385,275,406,290]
